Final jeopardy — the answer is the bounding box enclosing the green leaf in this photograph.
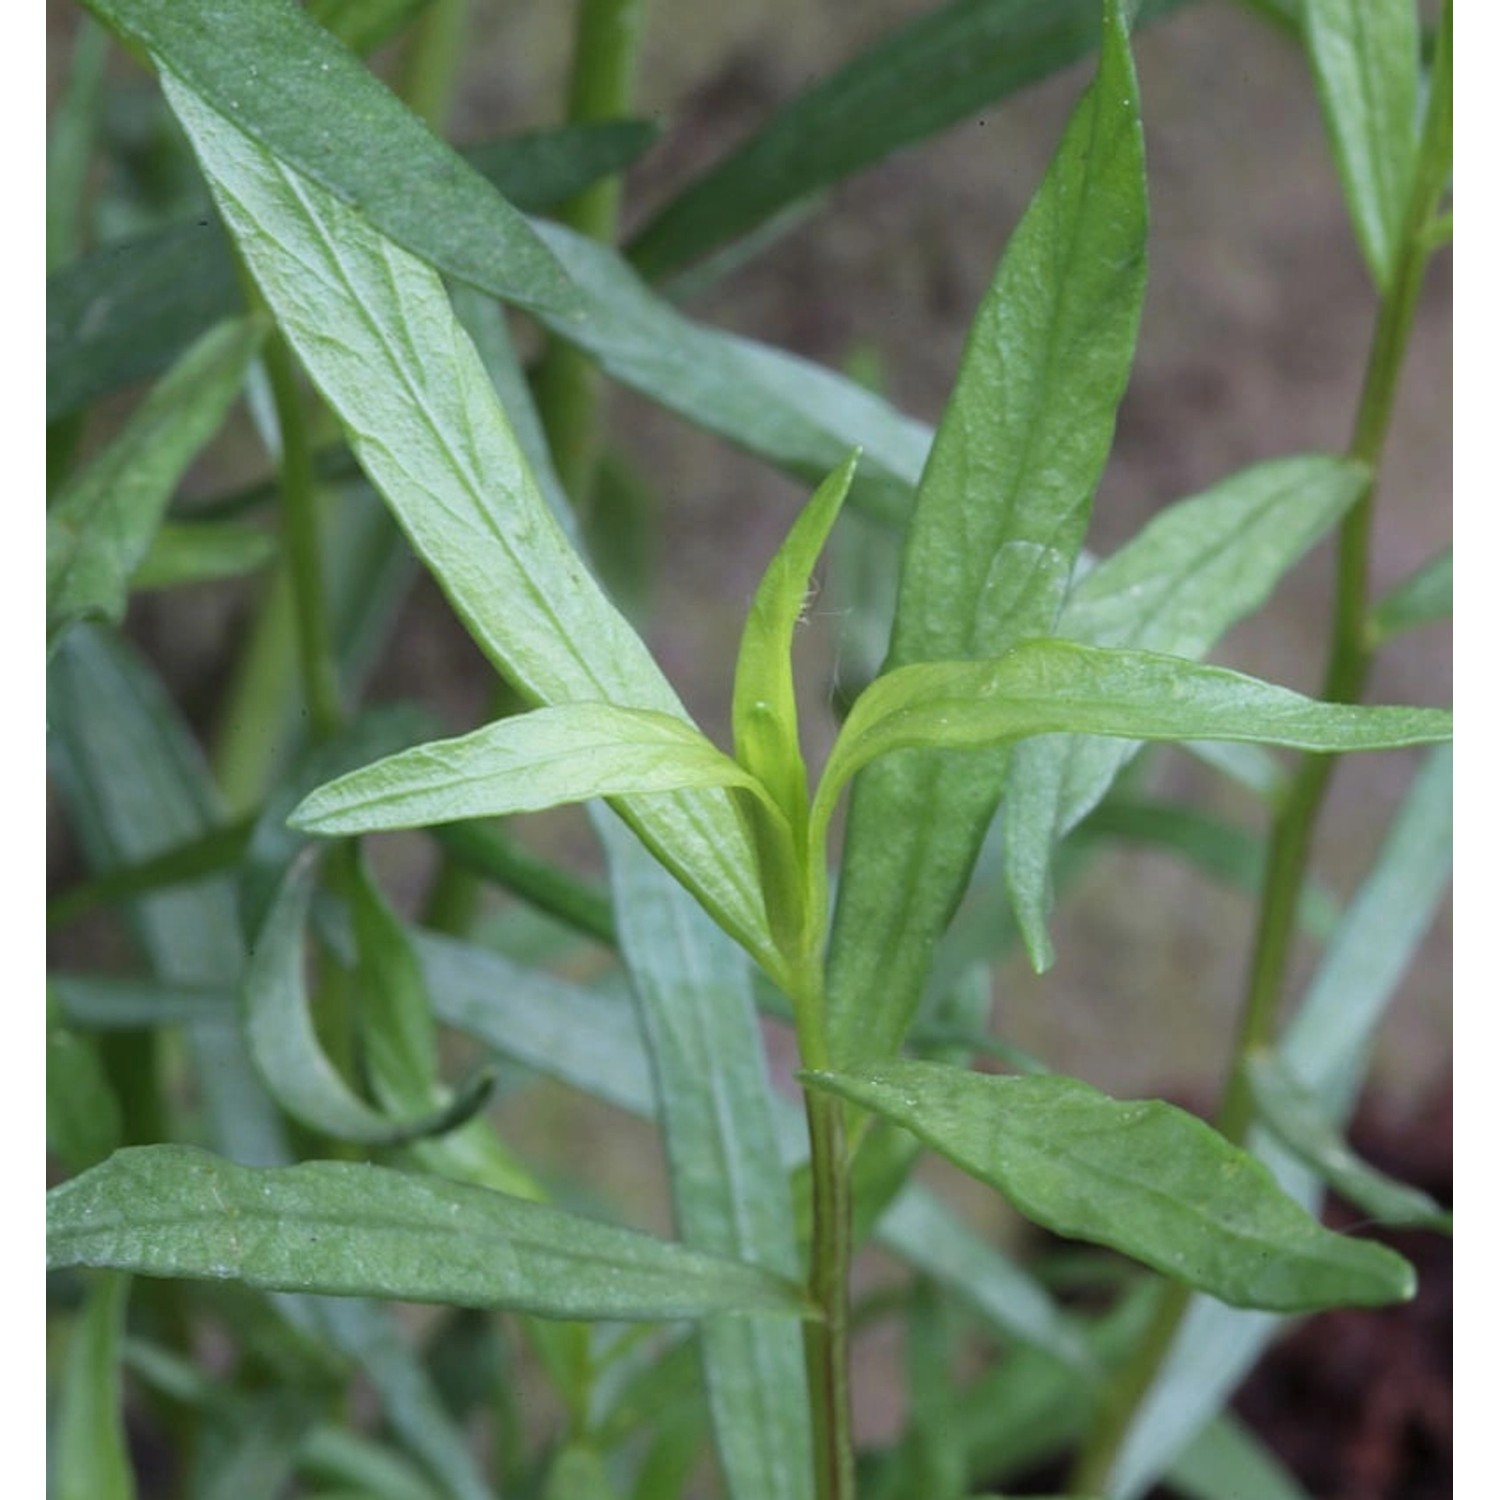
[166,77,779,976]
[802,1060,1414,1312]
[1244,1052,1450,1232]
[1304,0,1421,289]
[816,640,1450,840]
[292,704,770,836]
[243,854,492,1145]
[1371,545,1451,643]
[53,1274,136,1500]
[1003,454,1368,967]
[49,1146,817,1322]
[733,451,860,824]
[824,0,1147,1069]
[542,1446,617,1500]
[47,317,262,647]
[597,818,813,1500]
[132,520,278,591]
[627,0,1190,280]
[1105,749,1451,1498]
[83,0,573,315]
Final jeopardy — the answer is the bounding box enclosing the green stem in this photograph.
[533,0,647,506]
[1069,19,1450,1486]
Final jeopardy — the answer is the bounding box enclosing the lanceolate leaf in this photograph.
[164,79,778,976]
[291,705,770,837]
[48,1146,816,1322]
[1244,1052,1451,1232]
[814,640,1451,841]
[627,0,1191,280]
[131,520,278,591]
[47,318,262,647]
[597,817,813,1500]
[825,0,1147,1069]
[801,1061,1414,1313]
[1304,0,1421,290]
[1003,454,1369,967]
[733,451,859,825]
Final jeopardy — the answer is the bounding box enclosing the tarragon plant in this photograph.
[47,1,1452,1497]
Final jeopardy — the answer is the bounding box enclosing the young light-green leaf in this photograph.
[1304,0,1421,289]
[824,0,1147,1069]
[49,1146,818,1322]
[815,640,1450,841]
[1004,454,1369,967]
[164,78,778,973]
[47,318,262,647]
[732,450,860,824]
[801,1061,1414,1312]
[290,705,770,837]
[1244,1052,1451,1232]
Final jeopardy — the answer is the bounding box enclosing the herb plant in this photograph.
[47,1,1453,1497]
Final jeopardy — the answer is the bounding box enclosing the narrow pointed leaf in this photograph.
[802,1060,1414,1312]
[817,640,1450,835]
[47,994,124,1173]
[732,450,859,823]
[47,318,262,646]
[53,1274,136,1500]
[243,855,490,1145]
[1371,546,1451,643]
[164,78,777,971]
[1304,0,1421,289]
[1244,1052,1450,1231]
[825,1,1147,1068]
[597,818,813,1500]
[1167,1413,1311,1500]
[49,1146,816,1321]
[627,0,1190,280]
[291,705,767,837]
[1003,454,1368,967]
[47,16,110,272]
